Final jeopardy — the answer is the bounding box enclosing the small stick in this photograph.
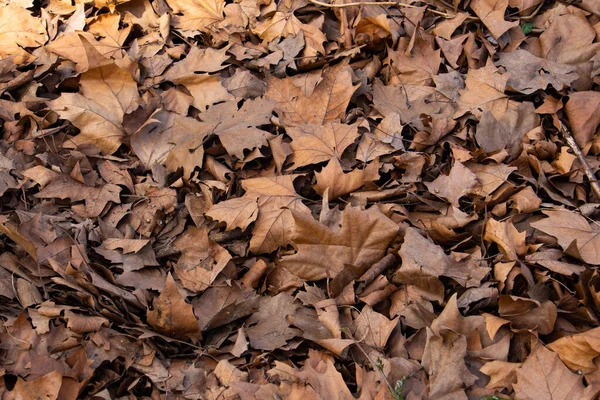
[307,0,456,17]
[557,118,600,200]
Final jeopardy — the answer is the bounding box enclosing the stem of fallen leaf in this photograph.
[556,118,600,200]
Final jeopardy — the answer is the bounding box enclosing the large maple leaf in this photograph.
[280,206,398,280]
[50,63,140,155]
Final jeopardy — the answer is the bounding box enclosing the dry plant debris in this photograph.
[2,0,600,399]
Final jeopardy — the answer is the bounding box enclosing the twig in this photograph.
[307,0,455,17]
[557,118,600,200]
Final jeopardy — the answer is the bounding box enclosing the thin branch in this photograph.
[557,118,600,200]
[307,0,456,17]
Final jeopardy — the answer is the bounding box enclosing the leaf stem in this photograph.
[557,118,600,200]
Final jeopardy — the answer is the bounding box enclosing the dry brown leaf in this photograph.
[287,123,359,169]
[166,0,225,32]
[245,292,300,351]
[470,0,518,39]
[147,273,201,340]
[206,196,259,231]
[422,328,478,399]
[314,159,379,200]
[266,61,358,126]
[513,344,585,400]
[531,209,600,265]
[425,161,478,208]
[484,218,527,261]
[50,63,140,154]
[353,305,398,348]
[564,91,600,148]
[173,226,232,293]
[35,176,121,218]
[393,227,489,303]
[280,205,398,281]
[0,5,47,60]
[548,326,600,374]
[480,360,522,390]
[4,371,62,400]
[496,50,578,95]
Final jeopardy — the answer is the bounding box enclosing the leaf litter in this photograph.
[1,0,600,399]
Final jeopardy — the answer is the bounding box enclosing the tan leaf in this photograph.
[455,63,510,120]
[166,0,225,32]
[467,162,516,197]
[131,109,210,170]
[4,371,62,400]
[353,305,398,348]
[242,175,311,254]
[393,227,489,303]
[484,218,526,261]
[470,0,518,39]
[548,326,600,374]
[266,61,358,126]
[564,91,600,148]
[35,176,121,218]
[280,206,398,280]
[513,344,585,400]
[496,50,578,95]
[480,360,522,390]
[206,196,259,231]
[173,73,233,111]
[531,209,600,265]
[425,161,478,208]
[422,329,478,399]
[162,46,230,81]
[50,63,140,154]
[314,159,379,200]
[0,5,47,60]
[147,273,201,340]
[267,350,354,400]
[287,123,359,169]
[245,292,300,351]
[173,226,232,293]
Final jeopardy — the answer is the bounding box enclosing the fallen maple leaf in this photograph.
[147,273,201,340]
[50,63,140,155]
[287,123,359,169]
[35,176,121,218]
[425,161,477,208]
[280,205,398,280]
[266,61,358,126]
[513,344,585,400]
[470,0,518,39]
[548,326,600,374]
[531,209,600,265]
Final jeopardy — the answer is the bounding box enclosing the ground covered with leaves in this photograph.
[2,0,600,398]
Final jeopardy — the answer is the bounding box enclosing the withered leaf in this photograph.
[513,344,585,400]
[281,205,398,281]
[50,63,140,155]
[531,209,600,265]
[147,273,201,340]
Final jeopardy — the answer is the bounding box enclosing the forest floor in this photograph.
[1,0,600,399]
